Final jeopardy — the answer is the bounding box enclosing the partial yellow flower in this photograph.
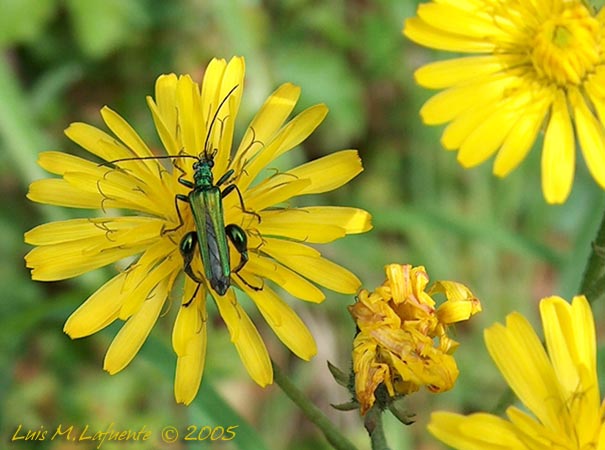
[404,1,605,203]
[428,295,605,450]
[24,56,372,405]
[349,264,481,414]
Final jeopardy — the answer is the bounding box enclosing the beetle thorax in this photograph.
[192,160,214,188]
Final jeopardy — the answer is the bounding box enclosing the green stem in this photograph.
[271,360,358,450]
[579,207,605,303]
[364,406,391,450]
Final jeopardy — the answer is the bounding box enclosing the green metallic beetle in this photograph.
[175,148,250,296]
[109,85,258,299]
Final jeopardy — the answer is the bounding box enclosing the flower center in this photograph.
[531,4,601,85]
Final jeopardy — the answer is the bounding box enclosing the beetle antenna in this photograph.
[202,84,239,160]
[102,154,199,167]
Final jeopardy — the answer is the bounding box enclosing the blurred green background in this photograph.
[2,0,605,449]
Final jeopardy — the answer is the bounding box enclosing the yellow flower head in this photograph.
[429,295,605,450]
[404,1,605,203]
[349,264,481,414]
[24,57,372,405]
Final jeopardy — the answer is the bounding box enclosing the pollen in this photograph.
[531,4,601,85]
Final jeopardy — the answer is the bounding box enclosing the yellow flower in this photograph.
[404,1,605,203]
[349,264,481,414]
[24,56,372,405]
[428,295,605,450]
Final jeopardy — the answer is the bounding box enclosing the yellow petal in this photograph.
[261,249,360,294]
[289,206,372,234]
[242,285,317,360]
[64,272,127,338]
[104,274,172,374]
[176,74,203,157]
[596,419,605,450]
[173,280,208,405]
[429,280,473,302]
[200,58,227,124]
[244,254,325,303]
[569,296,597,382]
[236,104,328,191]
[570,88,605,189]
[253,206,370,243]
[25,239,148,281]
[64,122,140,170]
[256,209,346,243]
[27,179,103,208]
[494,92,550,177]
[266,104,328,159]
[287,150,363,195]
[37,151,104,176]
[118,256,180,320]
[436,300,480,325]
[147,96,179,156]
[215,56,245,175]
[62,171,160,216]
[198,58,226,171]
[212,290,273,386]
[457,94,526,168]
[172,280,207,355]
[415,3,504,40]
[585,71,605,126]
[352,334,385,414]
[260,237,321,258]
[233,82,301,164]
[101,106,155,160]
[404,17,496,53]
[505,406,553,448]
[415,55,516,89]
[541,295,599,410]
[244,178,310,211]
[24,217,163,245]
[540,296,580,393]
[174,328,206,405]
[485,313,564,431]
[432,280,482,323]
[542,89,575,204]
[389,344,458,392]
[421,74,513,126]
[385,263,428,305]
[151,73,179,154]
[428,412,525,450]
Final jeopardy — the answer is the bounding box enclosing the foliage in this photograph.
[2,0,604,449]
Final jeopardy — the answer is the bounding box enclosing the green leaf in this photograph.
[373,205,565,266]
[327,360,349,388]
[330,401,358,412]
[65,0,149,58]
[273,44,365,148]
[388,401,415,426]
[0,0,57,46]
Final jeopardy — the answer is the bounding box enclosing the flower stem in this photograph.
[271,360,358,450]
[364,406,391,450]
[579,207,605,303]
